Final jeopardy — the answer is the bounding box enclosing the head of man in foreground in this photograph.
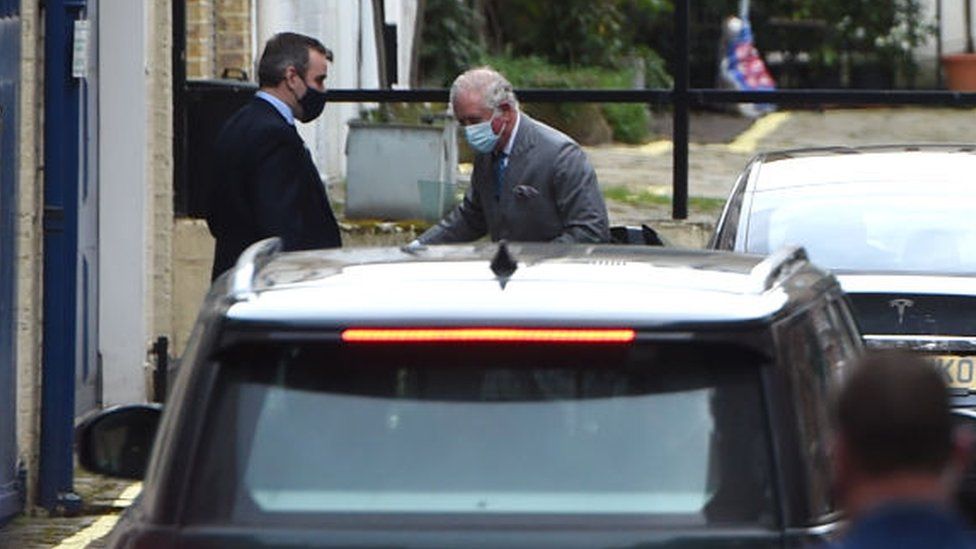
[831,351,975,546]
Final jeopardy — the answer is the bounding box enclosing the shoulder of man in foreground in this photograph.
[826,504,976,549]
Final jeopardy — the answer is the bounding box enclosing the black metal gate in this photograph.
[172,0,976,221]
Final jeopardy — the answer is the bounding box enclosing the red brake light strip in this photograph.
[341,328,636,343]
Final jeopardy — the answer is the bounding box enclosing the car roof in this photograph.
[220,240,832,328]
[750,145,976,192]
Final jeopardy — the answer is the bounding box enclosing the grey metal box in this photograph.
[345,120,458,221]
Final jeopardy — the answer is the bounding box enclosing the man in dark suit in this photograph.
[414,67,609,245]
[207,32,341,280]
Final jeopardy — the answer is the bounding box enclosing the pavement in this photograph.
[0,470,139,548]
[1,106,974,547]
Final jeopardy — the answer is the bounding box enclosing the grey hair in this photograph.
[449,67,520,114]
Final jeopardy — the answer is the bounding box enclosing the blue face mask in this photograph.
[464,116,501,154]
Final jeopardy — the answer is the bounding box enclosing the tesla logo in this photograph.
[889,298,915,324]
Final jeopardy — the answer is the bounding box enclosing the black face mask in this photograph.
[298,86,328,122]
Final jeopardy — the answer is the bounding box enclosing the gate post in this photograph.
[39,0,85,512]
[671,0,690,220]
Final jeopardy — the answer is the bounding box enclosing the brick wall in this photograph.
[186,0,215,79]
[186,0,252,80]
[215,0,252,79]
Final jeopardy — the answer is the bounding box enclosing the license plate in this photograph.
[932,355,976,391]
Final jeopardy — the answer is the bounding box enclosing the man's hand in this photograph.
[401,239,426,253]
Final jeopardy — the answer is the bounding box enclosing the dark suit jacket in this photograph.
[206,97,341,280]
[417,114,609,244]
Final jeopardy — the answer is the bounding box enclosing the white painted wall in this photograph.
[907,0,975,84]
[927,0,974,57]
[98,0,149,405]
[385,0,419,89]
[255,0,416,182]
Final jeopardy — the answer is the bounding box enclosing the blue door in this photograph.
[0,0,22,526]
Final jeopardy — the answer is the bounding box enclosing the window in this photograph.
[186,339,774,528]
[746,180,976,274]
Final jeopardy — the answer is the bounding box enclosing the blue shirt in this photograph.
[830,502,976,549]
[255,90,295,126]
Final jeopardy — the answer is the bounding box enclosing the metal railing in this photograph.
[174,0,976,220]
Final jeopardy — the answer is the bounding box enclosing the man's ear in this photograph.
[498,102,515,127]
[283,66,300,87]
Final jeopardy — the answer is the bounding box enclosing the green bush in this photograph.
[601,104,648,145]
[484,55,664,144]
[416,0,674,140]
[481,0,674,70]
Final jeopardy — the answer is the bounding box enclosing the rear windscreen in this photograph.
[186,339,773,527]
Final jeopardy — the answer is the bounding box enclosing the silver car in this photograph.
[711,145,976,405]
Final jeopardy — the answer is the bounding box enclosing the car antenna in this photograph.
[490,240,518,287]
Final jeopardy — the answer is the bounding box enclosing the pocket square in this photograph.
[512,185,540,199]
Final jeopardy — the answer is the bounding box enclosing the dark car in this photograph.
[78,239,861,548]
[710,145,976,406]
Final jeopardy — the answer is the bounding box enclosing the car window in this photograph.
[744,183,976,274]
[185,340,775,528]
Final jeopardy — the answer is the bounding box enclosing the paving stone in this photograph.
[0,468,138,549]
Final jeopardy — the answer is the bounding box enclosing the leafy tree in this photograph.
[416,1,674,144]
[482,1,626,67]
[480,0,672,69]
[812,0,934,78]
[418,0,485,86]
[661,0,933,87]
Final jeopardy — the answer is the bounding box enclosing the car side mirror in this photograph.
[76,404,163,480]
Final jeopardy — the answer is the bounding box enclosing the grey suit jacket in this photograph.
[417,114,610,244]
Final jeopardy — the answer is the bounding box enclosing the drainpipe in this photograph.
[967,0,974,54]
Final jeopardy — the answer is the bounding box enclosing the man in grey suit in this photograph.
[415,67,610,245]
